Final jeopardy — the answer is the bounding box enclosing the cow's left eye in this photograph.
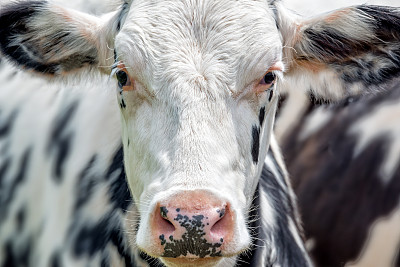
[115,68,134,91]
[116,70,128,87]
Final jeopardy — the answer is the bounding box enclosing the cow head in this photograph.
[1,0,399,266]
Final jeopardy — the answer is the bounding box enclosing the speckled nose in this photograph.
[151,191,234,258]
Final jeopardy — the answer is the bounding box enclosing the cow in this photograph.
[1,0,400,266]
[280,80,400,267]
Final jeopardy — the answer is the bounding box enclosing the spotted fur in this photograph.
[281,80,400,267]
[1,0,400,266]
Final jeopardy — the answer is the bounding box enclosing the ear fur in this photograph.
[273,2,400,101]
[0,1,117,76]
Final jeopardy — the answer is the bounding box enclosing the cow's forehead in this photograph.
[115,0,282,96]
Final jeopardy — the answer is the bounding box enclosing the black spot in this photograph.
[101,254,108,267]
[0,148,31,224]
[218,209,225,218]
[251,126,260,164]
[53,134,73,181]
[0,157,11,186]
[159,234,166,245]
[2,237,32,267]
[16,207,26,231]
[176,208,180,212]
[110,224,137,267]
[73,216,113,257]
[2,242,16,267]
[0,110,18,138]
[107,146,132,212]
[114,50,118,62]
[268,89,274,102]
[160,207,168,218]
[71,213,138,267]
[259,107,266,127]
[74,155,97,213]
[50,251,62,267]
[120,98,126,109]
[48,102,78,183]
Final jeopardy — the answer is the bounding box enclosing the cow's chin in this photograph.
[161,257,224,267]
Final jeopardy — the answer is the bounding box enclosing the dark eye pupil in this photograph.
[264,72,276,84]
[116,71,128,87]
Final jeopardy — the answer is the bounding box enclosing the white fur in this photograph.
[112,0,283,256]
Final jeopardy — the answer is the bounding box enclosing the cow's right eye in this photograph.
[116,70,129,88]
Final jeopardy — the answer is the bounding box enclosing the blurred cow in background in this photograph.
[281,83,400,267]
[277,1,400,267]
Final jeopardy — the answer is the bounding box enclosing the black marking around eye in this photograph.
[259,107,266,127]
[251,126,260,164]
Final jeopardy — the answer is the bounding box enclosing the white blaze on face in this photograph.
[113,0,283,256]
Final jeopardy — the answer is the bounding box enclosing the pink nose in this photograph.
[151,191,234,258]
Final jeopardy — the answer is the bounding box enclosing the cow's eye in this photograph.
[115,68,134,91]
[261,72,276,85]
[116,70,128,87]
[256,71,276,94]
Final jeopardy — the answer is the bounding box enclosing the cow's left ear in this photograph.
[274,2,400,101]
[0,1,120,77]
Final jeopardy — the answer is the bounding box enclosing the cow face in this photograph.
[112,0,282,260]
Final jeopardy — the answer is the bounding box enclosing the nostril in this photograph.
[153,206,176,243]
[159,206,175,233]
[210,206,231,241]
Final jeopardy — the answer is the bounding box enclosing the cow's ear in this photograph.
[274,3,400,101]
[0,1,118,77]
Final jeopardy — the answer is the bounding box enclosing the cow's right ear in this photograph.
[0,1,120,77]
[273,2,400,101]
